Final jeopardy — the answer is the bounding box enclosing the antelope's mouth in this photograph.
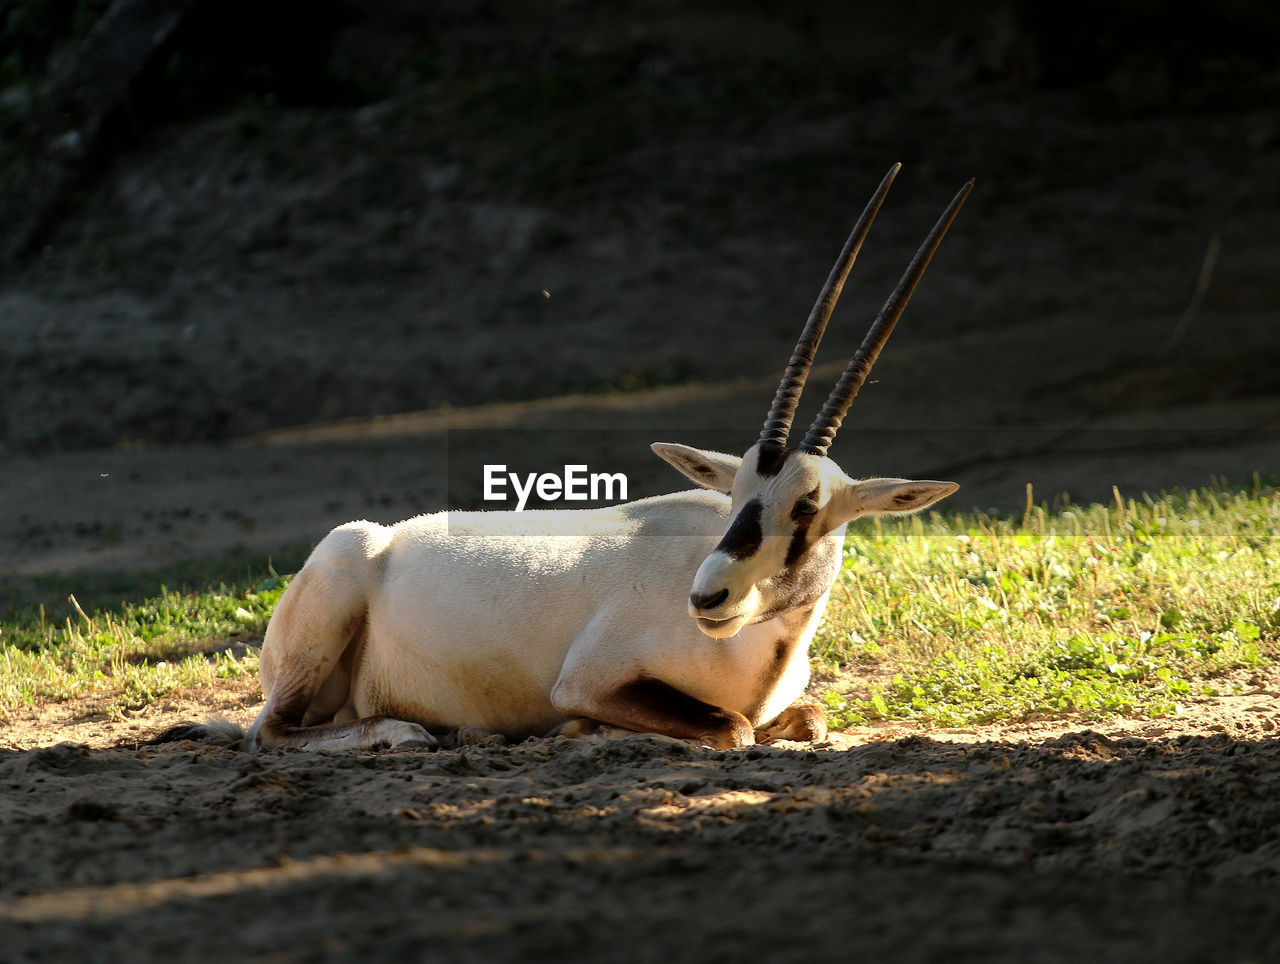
[694,613,748,639]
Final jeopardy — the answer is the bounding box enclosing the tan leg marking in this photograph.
[755,702,828,744]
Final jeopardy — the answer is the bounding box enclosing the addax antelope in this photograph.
[246,164,971,752]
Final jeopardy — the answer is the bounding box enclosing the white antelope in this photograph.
[246,164,971,752]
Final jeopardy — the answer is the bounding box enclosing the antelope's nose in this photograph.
[690,588,730,612]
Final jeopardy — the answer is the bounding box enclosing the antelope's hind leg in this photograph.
[248,526,436,752]
[755,703,828,744]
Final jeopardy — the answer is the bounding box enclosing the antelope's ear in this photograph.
[827,478,958,525]
[650,443,740,494]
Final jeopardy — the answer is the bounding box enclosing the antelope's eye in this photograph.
[794,500,820,518]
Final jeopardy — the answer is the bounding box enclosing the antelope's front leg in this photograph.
[553,677,755,749]
[754,702,828,744]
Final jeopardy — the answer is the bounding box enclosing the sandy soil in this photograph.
[3,669,1280,961]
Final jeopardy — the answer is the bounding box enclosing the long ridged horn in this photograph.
[758,163,901,447]
[799,179,974,457]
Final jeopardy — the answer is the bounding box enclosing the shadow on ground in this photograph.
[2,730,1279,959]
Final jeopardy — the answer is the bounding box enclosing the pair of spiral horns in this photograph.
[759,164,973,457]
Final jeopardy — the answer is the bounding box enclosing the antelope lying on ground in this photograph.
[246,164,971,752]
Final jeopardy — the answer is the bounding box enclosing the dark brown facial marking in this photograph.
[757,536,840,623]
[785,487,820,565]
[715,498,763,560]
[754,441,791,478]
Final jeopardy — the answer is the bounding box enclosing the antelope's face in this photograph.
[655,440,957,638]
[654,163,973,639]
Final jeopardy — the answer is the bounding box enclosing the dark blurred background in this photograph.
[1,0,1277,573]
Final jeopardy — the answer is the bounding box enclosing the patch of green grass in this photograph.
[0,567,289,722]
[816,483,1280,727]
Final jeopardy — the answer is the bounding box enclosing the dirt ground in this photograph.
[2,668,1280,960]
[2,4,1280,959]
